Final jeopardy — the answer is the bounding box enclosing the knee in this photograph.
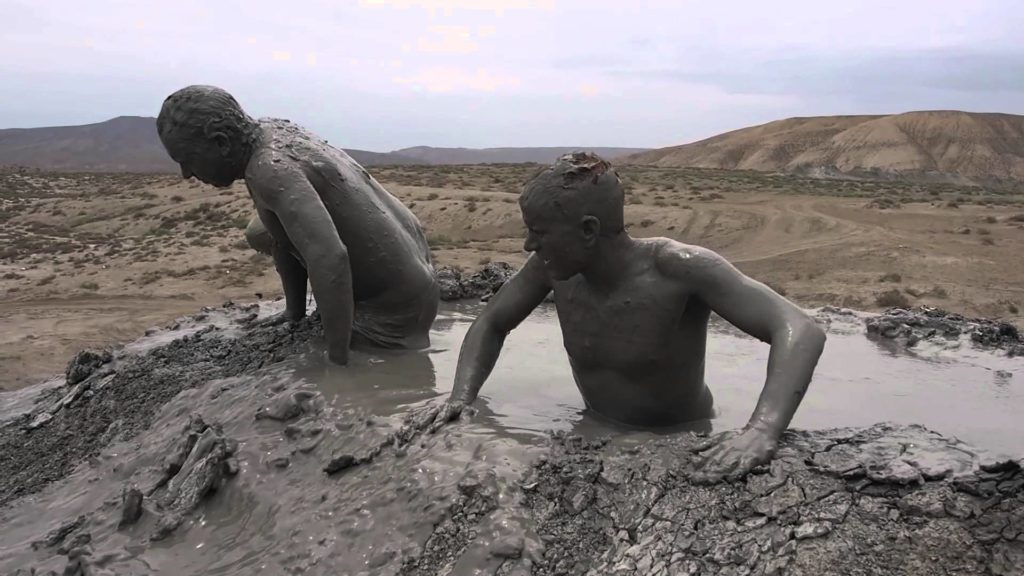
[244,216,274,256]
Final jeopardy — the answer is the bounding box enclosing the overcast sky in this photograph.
[1,0,1022,151]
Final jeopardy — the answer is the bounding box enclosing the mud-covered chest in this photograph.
[554,287,687,367]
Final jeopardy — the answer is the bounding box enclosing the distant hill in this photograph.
[343,149,423,166]
[0,116,179,173]
[393,146,650,165]
[0,117,421,172]
[0,117,648,173]
[623,111,1024,182]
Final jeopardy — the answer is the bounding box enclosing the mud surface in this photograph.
[0,298,1021,575]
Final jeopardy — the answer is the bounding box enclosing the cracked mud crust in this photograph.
[402,426,1024,576]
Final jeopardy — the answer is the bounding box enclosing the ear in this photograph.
[580,215,601,243]
[211,132,231,157]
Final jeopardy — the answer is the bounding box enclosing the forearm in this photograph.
[308,255,355,360]
[272,245,308,319]
[746,320,826,436]
[449,319,507,404]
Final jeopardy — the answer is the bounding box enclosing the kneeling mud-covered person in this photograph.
[410,152,826,482]
[157,85,439,364]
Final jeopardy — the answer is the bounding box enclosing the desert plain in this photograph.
[1,163,1023,391]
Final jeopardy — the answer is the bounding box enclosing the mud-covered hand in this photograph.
[396,399,476,444]
[427,399,475,433]
[689,427,779,484]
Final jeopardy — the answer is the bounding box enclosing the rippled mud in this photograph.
[0,295,1021,575]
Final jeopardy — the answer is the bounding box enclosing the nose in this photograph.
[523,232,539,253]
[180,164,193,179]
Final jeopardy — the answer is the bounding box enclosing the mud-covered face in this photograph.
[160,132,239,189]
[520,198,597,281]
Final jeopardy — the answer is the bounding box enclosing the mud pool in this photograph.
[0,302,1021,575]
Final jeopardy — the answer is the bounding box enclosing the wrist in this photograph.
[745,418,783,438]
[448,392,471,405]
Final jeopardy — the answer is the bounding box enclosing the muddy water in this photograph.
[0,302,1020,575]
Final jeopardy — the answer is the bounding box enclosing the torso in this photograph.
[245,119,436,305]
[552,240,714,427]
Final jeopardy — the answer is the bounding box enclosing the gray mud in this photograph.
[1,289,1022,575]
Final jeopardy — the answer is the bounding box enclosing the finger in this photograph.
[694,444,729,466]
[428,406,457,434]
[692,431,734,453]
[428,412,449,434]
[413,407,440,429]
[693,452,739,484]
[726,456,760,482]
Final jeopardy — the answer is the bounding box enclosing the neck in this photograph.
[580,232,635,289]
[234,116,261,177]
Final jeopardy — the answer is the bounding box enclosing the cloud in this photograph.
[2,0,1024,149]
[392,66,521,93]
[358,0,554,16]
[417,25,479,54]
[603,48,1024,98]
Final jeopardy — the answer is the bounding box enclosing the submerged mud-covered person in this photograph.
[156,85,439,364]
[411,152,827,482]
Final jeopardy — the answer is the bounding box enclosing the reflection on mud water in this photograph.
[0,302,1020,574]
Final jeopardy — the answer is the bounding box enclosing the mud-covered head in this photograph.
[157,85,259,188]
[519,152,625,280]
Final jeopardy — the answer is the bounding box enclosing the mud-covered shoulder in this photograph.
[649,237,727,282]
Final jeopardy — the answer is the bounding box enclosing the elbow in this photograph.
[470,311,511,343]
[774,315,826,355]
[797,317,827,356]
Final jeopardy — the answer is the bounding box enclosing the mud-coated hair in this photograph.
[520,151,625,235]
[156,85,259,156]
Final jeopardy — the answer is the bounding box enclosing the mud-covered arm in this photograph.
[662,245,826,437]
[248,160,354,365]
[449,255,552,405]
[254,207,308,321]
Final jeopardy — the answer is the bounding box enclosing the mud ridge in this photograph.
[0,302,324,507]
[867,306,1023,355]
[437,262,517,302]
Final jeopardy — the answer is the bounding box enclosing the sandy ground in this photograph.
[2,165,1023,390]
